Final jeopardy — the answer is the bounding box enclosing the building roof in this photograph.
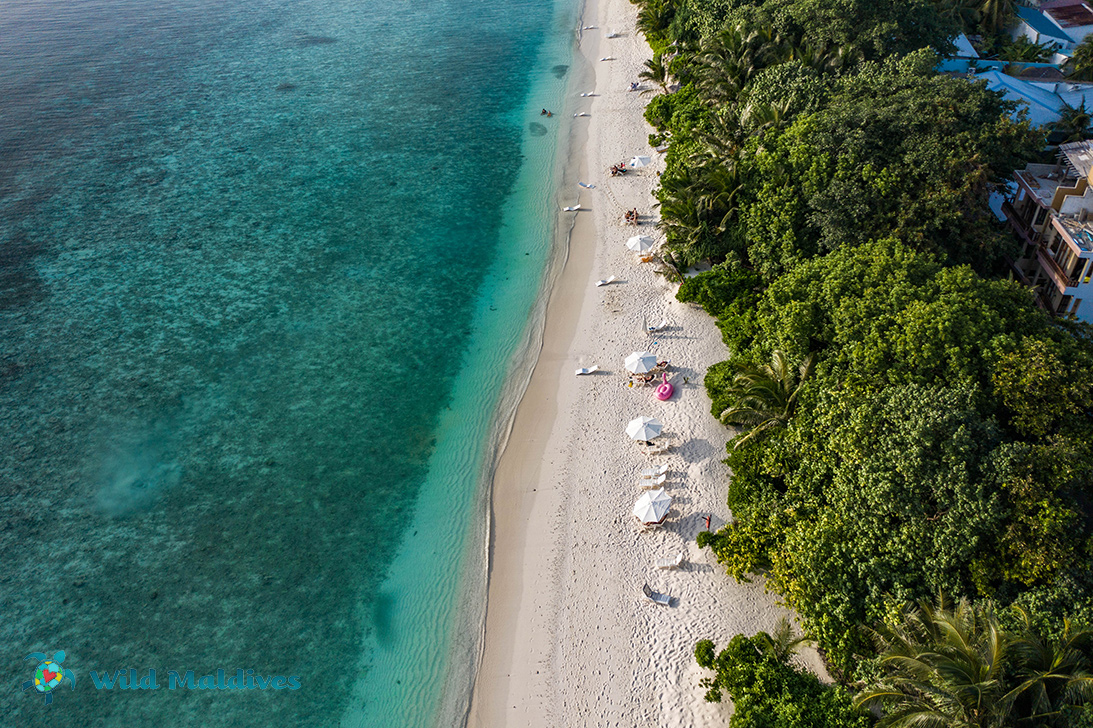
[952,33,979,58]
[1042,0,1093,28]
[1020,66,1067,81]
[1055,214,1093,251]
[977,70,1067,126]
[1060,140,1093,179]
[1018,5,1077,42]
[1043,80,1093,108]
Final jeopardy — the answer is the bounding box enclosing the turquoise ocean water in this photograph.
[0,0,581,724]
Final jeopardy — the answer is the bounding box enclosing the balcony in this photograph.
[1001,200,1038,246]
[1036,243,1080,290]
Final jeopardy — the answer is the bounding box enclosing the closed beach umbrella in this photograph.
[625,415,662,441]
[628,155,651,168]
[625,351,658,374]
[626,235,654,252]
[633,488,672,524]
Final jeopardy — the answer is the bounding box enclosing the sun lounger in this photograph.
[595,276,618,287]
[574,366,600,376]
[647,318,668,333]
[639,474,667,490]
[656,552,684,570]
[563,204,581,212]
[643,583,671,605]
[640,463,669,479]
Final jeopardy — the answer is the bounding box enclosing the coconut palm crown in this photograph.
[718,349,815,448]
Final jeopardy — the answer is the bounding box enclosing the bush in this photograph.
[695,633,871,728]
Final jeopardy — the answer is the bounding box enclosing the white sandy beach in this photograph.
[466,0,825,725]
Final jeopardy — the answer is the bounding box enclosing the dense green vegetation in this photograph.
[634,0,1093,723]
[696,621,868,728]
[856,597,1093,727]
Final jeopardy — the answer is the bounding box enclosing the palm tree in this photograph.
[1055,100,1092,142]
[856,597,1093,727]
[656,162,740,265]
[756,617,813,662]
[638,52,669,95]
[1069,37,1093,81]
[978,0,1019,36]
[718,349,815,448]
[998,36,1053,63]
[738,98,795,139]
[855,596,1010,728]
[697,23,786,107]
[934,0,981,33]
[635,0,673,40]
[1004,609,1093,725]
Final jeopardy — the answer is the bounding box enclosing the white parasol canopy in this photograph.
[625,415,663,441]
[633,488,672,524]
[626,235,655,252]
[628,155,652,168]
[625,351,658,374]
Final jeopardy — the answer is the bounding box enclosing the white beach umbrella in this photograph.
[624,351,658,374]
[633,488,672,524]
[628,155,652,168]
[625,415,663,441]
[626,235,655,253]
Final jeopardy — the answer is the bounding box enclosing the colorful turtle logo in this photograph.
[22,651,76,705]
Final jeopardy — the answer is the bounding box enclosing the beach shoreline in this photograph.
[466,0,826,724]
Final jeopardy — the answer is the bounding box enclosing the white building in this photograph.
[1005,141,1093,320]
[1042,0,1093,44]
[1013,4,1078,49]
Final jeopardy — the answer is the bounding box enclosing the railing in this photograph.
[1001,200,1038,245]
[1036,243,1080,289]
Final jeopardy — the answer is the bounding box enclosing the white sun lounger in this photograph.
[647,318,669,334]
[639,474,667,490]
[641,463,669,479]
[656,552,684,570]
[563,204,581,212]
[574,366,600,376]
[595,276,618,287]
[643,583,671,605]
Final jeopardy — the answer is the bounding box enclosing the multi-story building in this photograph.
[1004,140,1093,320]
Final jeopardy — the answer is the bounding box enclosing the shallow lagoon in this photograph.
[0,0,575,724]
